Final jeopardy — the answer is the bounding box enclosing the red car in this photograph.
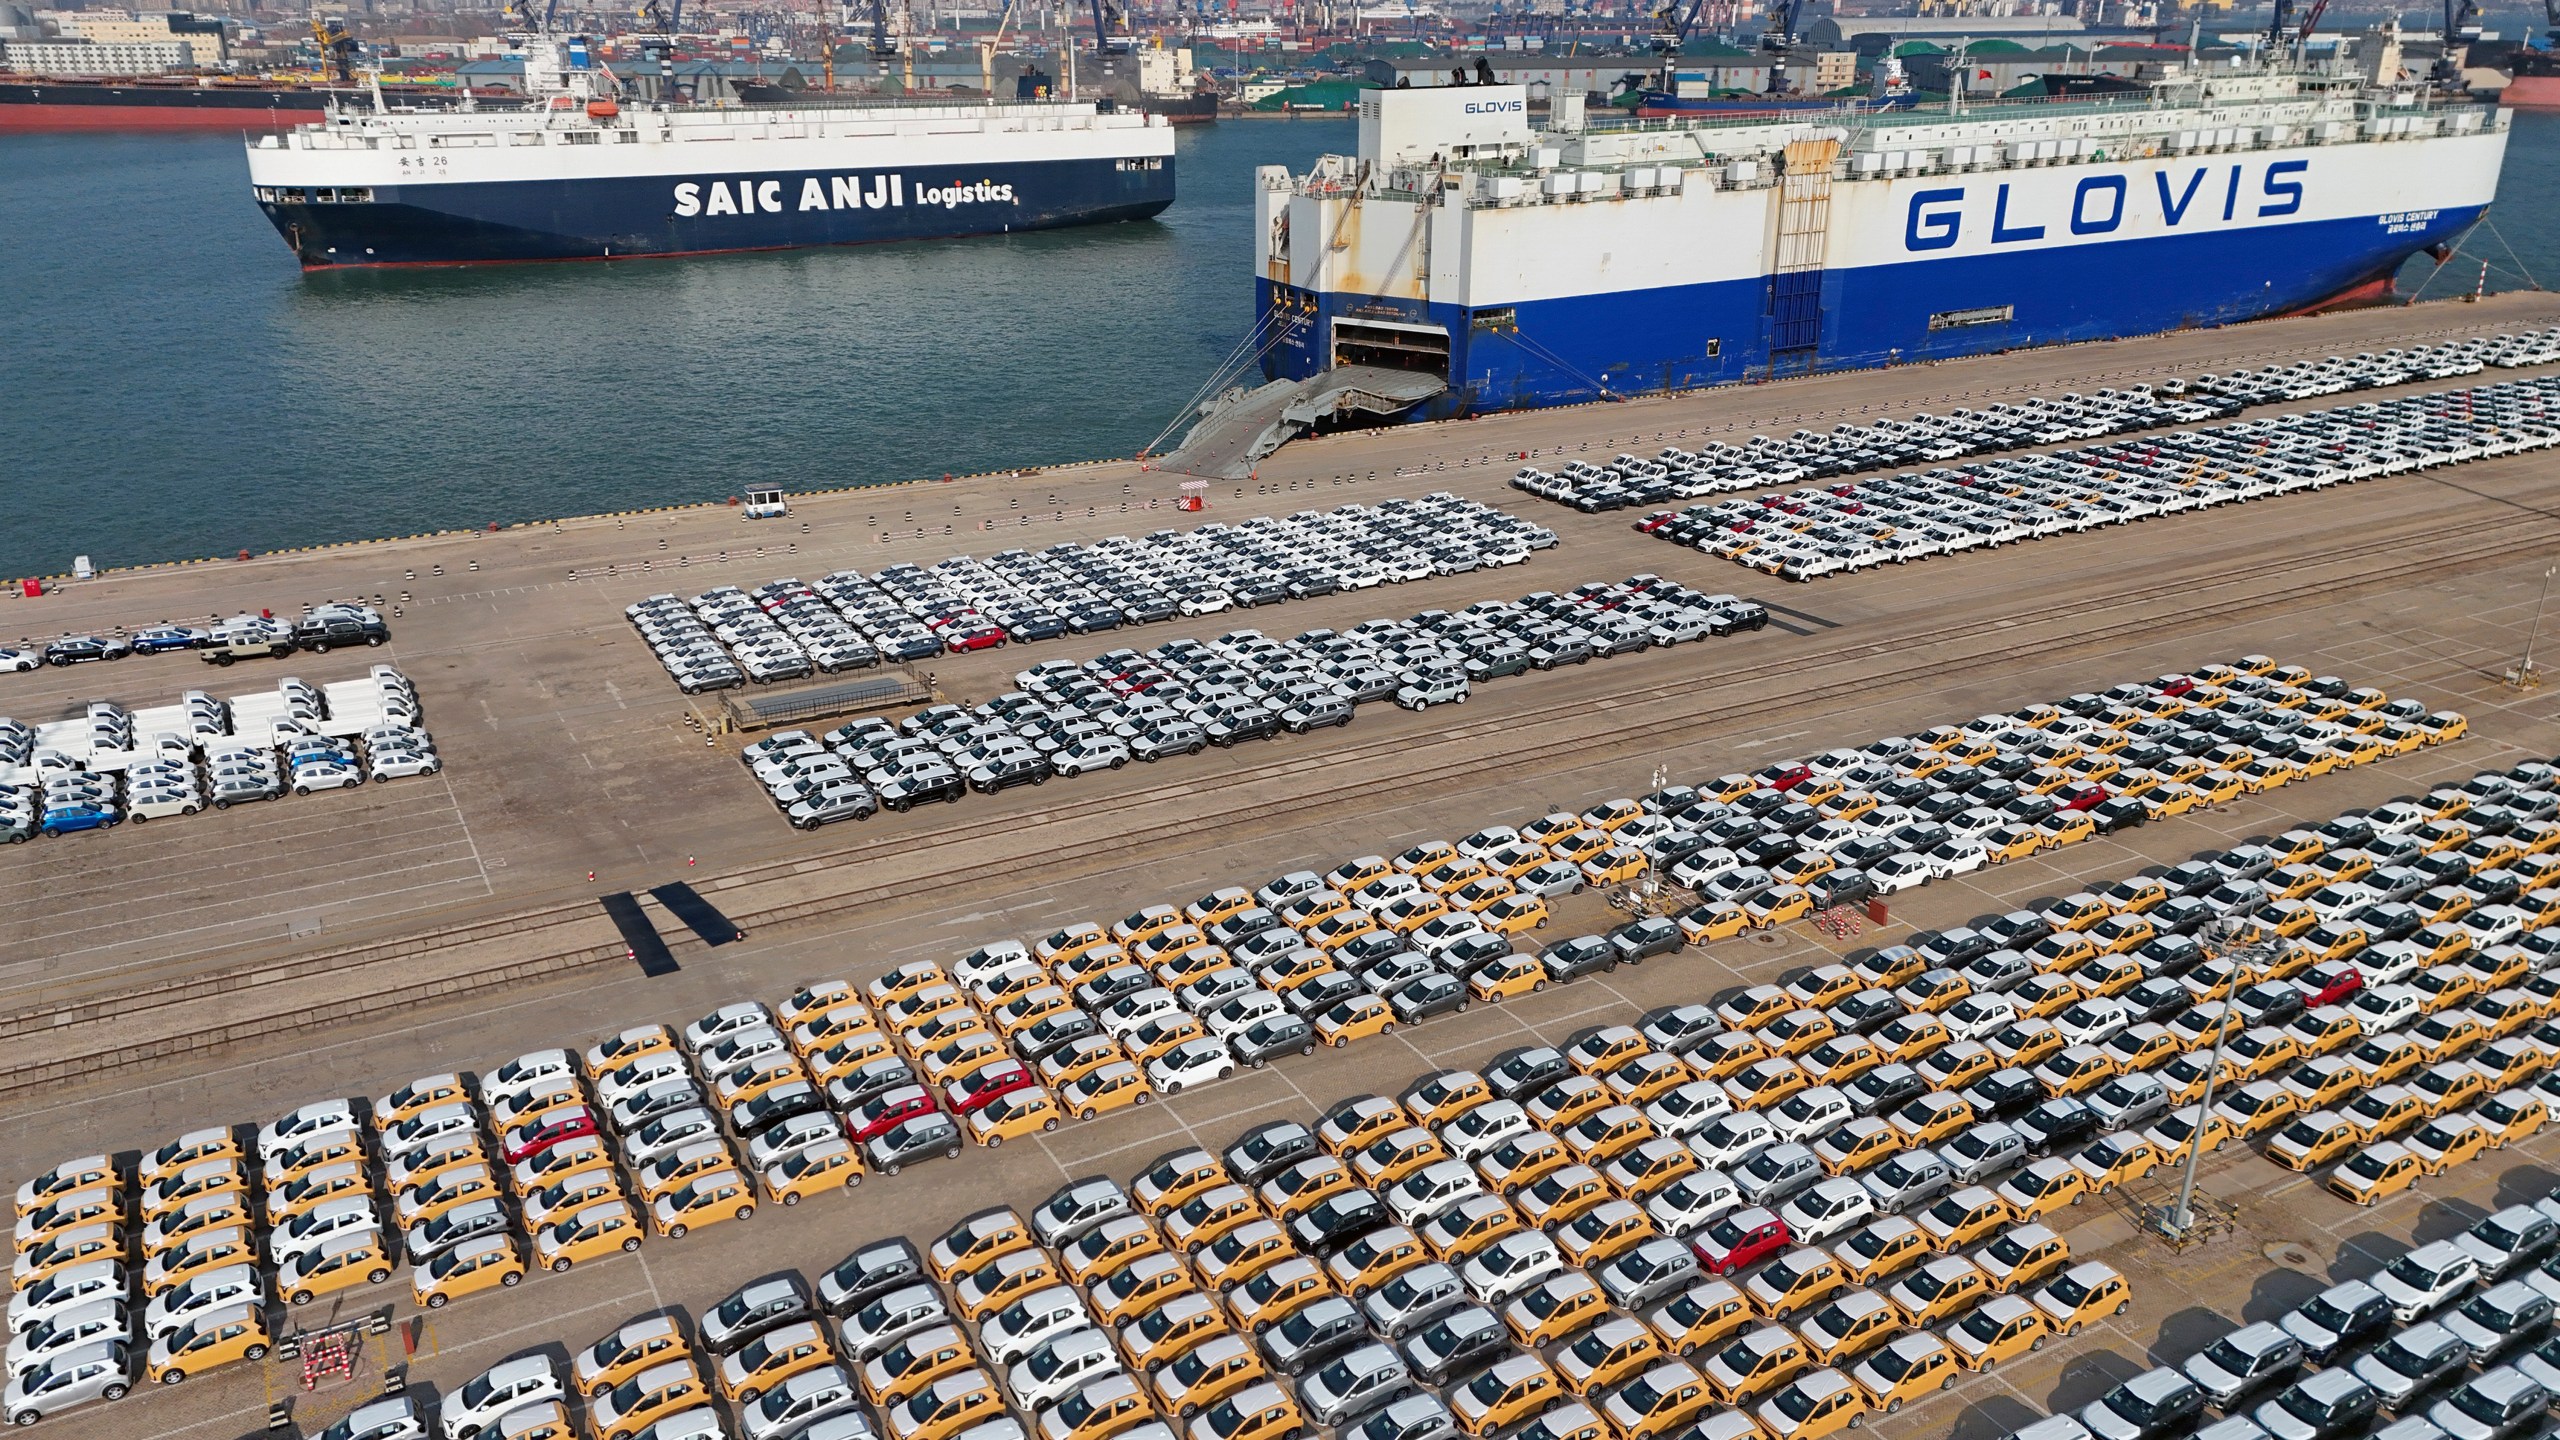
[2154,675,2198,698]
[502,1106,600,1164]
[944,629,1006,654]
[1635,514,1677,534]
[848,1086,938,1143]
[1759,764,1813,793]
[2059,784,2111,813]
[1692,1207,1791,1277]
[2300,961,2364,1009]
[945,1061,1035,1115]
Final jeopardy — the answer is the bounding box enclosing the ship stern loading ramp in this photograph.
[1238,77,2510,421]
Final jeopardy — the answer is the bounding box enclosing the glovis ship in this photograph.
[1246,68,2509,420]
[243,35,1175,269]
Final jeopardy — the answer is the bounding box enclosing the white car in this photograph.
[1460,1231,1564,1305]
[440,1353,565,1440]
[0,649,37,674]
[1049,739,1131,777]
[1145,1039,1236,1095]
[1868,854,1935,894]
[368,750,441,780]
[1923,839,1992,879]
[290,764,364,795]
[125,790,203,822]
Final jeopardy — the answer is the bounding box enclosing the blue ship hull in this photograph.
[259,154,1175,268]
[1255,205,2487,419]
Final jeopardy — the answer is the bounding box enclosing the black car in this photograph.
[703,1273,814,1355]
[829,1059,917,1110]
[864,1115,964,1176]
[291,614,390,652]
[2234,982,2306,1030]
[1607,918,1685,964]
[1848,1064,1928,1118]
[2091,797,2151,834]
[1287,1190,1389,1257]
[1335,932,1410,970]
[1074,965,1155,1011]
[1012,1009,1099,1062]
[1538,936,1618,983]
[819,1237,925,1317]
[1226,1121,1322,1187]
[2015,1098,2101,1155]
[1964,1068,2047,1121]
[1262,1296,1369,1376]
[1390,972,1469,1025]
[1486,1046,1571,1103]
[1284,971,1367,1020]
[2122,977,2194,1026]
[1402,1304,1514,1385]
[878,771,966,813]
[1829,989,1906,1036]
[1232,1015,1317,1067]
[42,635,130,665]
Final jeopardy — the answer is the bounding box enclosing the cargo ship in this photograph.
[1243,67,2509,422]
[0,75,458,130]
[243,32,1175,268]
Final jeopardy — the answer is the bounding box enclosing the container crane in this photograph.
[1089,0,1135,52]
[310,14,359,82]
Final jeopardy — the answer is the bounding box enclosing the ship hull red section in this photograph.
[2502,75,2560,108]
[0,100,318,130]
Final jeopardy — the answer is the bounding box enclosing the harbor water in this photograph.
[1,109,2555,580]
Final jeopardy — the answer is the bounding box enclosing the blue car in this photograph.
[39,804,119,836]
[130,626,208,654]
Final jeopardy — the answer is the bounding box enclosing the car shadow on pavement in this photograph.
[1947,1393,2043,1440]
[2495,1161,2560,1209]
[2410,1194,2494,1245]
[2328,1228,2409,1283]
[2242,1266,2326,1323]
[2045,1344,2153,1413]
[2149,1304,2240,1367]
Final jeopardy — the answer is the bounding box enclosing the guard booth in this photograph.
[741,488,789,520]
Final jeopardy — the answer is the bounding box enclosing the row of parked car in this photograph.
[1624,371,2560,581]
[0,672,437,840]
[303,831,2560,1440]
[738,577,1771,829]
[1505,329,2547,516]
[0,654,2510,1433]
[0,604,392,674]
[630,497,1559,693]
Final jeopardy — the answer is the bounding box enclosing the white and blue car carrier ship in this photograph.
[1242,66,2510,422]
[244,34,1175,269]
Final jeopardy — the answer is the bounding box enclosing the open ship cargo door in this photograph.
[1766,138,1839,372]
[1331,316,1451,379]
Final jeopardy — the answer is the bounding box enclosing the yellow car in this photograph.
[969,1088,1064,1148]
[1915,1188,2015,1252]
[1469,954,1549,1003]
[1505,1272,1611,1347]
[1481,894,1552,935]
[2479,1090,2552,1148]
[1224,1259,1332,1334]
[1883,1254,1989,1328]
[1117,1293,1229,1374]
[535,1200,643,1272]
[1453,1354,1567,1436]
[957,1250,1059,1322]
[410,1234,527,1310]
[1944,1295,2051,1373]
[2031,1261,2131,1337]
[1745,1247,1847,1322]
[1062,1064,1153,1121]
[720,1321,836,1405]
[1852,1332,1961,1413]
[649,1169,754,1239]
[1315,995,1397,1047]
[1994,1159,2092,1219]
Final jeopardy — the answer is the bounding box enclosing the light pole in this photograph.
[2522,565,2557,683]
[2166,919,2283,1236]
